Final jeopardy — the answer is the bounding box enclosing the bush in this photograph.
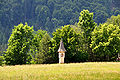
[0,56,4,66]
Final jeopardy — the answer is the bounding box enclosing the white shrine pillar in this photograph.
[58,39,66,64]
[59,53,65,64]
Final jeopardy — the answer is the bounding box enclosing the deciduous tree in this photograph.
[78,10,96,61]
[91,23,120,61]
[4,23,34,65]
[52,25,87,63]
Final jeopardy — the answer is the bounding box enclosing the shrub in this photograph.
[0,56,4,66]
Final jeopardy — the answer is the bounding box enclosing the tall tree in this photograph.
[91,23,120,61]
[4,23,34,65]
[29,30,47,59]
[35,33,52,64]
[78,10,96,61]
[51,25,87,63]
[29,30,50,64]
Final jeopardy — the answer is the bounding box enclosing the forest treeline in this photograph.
[0,0,120,45]
[0,9,120,65]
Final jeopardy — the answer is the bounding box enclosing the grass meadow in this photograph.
[0,62,120,80]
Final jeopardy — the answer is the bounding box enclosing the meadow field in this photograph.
[0,62,120,80]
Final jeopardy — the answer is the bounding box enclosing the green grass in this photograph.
[0,62,120,80]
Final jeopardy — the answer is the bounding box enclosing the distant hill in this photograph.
[0,0,120,44]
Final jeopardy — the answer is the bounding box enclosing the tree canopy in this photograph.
[4,23,34,65]
[78,10,96,61]
[91,23,120,61]
[0,9,120,65]
[51,25,87,63]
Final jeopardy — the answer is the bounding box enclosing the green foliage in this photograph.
[29,30,47,62]
[106,15,120,26]
[52,25,88,63]
[32,30,47,53]
[91,23,120,61]
[0,56,4,66]
[29,29,52,64]
[4,23,34,65]
[78,10,96,39]
[78,10,96,61]
[0,4,120,64]
[112,0,120,8]
[35,33,52,64]
[1,0,120,45]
